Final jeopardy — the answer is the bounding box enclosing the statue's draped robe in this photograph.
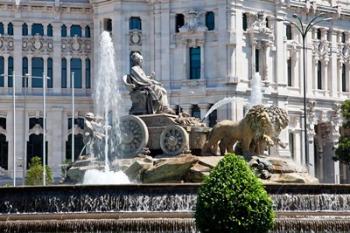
[129,65,169,113]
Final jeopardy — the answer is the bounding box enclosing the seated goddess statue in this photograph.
[123,52,174,115]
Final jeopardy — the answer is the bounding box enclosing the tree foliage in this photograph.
[195,154,274,233]
[335,100,350,164]
[25,156,53,185]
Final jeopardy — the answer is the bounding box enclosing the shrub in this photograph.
[25,156,53,185]
[335,100,350,164]
[195,154,274,233]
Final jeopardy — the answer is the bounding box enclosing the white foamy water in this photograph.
[248,72,263,108]
[83,169,130,185]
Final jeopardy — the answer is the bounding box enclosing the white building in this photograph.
[0,0,349,184]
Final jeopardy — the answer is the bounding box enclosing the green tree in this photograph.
[335,100,350,164]
[25,156,53,185]
[195,154,274,233]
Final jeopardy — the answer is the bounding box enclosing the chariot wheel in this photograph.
[160,125,189,156]
[118,115,149,158]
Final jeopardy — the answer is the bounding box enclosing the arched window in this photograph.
[175,14,184,33]
[317,60,322,90]
[32,24,44,36]
[205,11,215,31]
[22,23,28,36]
[85,58,91,89]
[47,58,53,88]
[129,17,142,30]
[7,23,13,36]
[47,24,53,37]
[32,57,44,88]
[22,57,28,87]
[0,57,4,87]
[61,58,67,88]
[68,117,84,130]
[255,48,260,72]
[286,24,292,40]
[61,24,67,37]
[342,63,347,92]
[85,25,91,38]
[191,105,201,119]
[71,58,82,88]
[265,17,270,28]
[70,25,82,37]
[242,13,248,31]
[8,56,13,87]
[0,23,4,35]
[189,47,201,79]
[0,134,8,170]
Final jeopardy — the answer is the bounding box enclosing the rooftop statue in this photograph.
[123,52,174,115]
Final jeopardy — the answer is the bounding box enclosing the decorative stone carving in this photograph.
[61,37,91,55]
[0,36,14,52]
[247,11,272,35]
[179,10,206,33]
[331,103,342,144]
[129,30,142,46]
[313,40,330,61]
[29,124,44,135]
[22,35,53,53]
[338,43,350,62]
[307,101,317,138]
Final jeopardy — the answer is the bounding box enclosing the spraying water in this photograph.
[248,72,263,109]
[202,73,263,122]
[83,31,129,184]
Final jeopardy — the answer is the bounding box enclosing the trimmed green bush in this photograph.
[25,156,53,186]
[195,154,274,233]
[335,100,350,164]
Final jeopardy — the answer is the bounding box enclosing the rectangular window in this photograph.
[61,58,67,88]
[242,13,248,31]
[71,58,82,88]
[286,24,292,40]
[8,57,13,87]
[0,57,3,87]
[86,58,91,89]
[47,58,53,88]
[61,25,67,37]
[70,25,82,37]
[175,14,184,33]
[287,58,292,87]
[317,61,322,90]
[255,49,260,72]
[289,132,295,159]
[32,57,44,88]
[189,47,201,80]
[32,24,44,36]
[104,19,112,32]
[22,57,28,87]
[342,64,347,92]
[129,17,142,30]
[0,23,3,35]
[205,12,215,31]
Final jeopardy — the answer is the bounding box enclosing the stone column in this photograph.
[337,61,343,95]
[13,21,22,93]
[331,104,342,184]
[47,107,64,177]
[306,32,314,95]
[275,18,287,93]
[52,22,62,94]
[313,58,318,93]
[307,102,317,177]
[200,43,204,80]
[160,1,170,82]
[3,22,8,35]
[82,56,86,89]
[330,30,338,97]
[43,55,48,88]
[27,23,32,35]
[250,40,256,79]
[323,60,329,95]
[27,55,32,89]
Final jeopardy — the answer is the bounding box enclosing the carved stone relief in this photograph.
[0,36,14,52]
[22,35,53,53]
[61,37,91,55]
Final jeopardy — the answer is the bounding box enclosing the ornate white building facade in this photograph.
[0,0,349,184]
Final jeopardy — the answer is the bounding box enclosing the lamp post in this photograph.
[279,14,332,170]
[71,72,75,163]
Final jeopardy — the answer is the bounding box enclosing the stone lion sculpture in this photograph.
[205,105,288,156]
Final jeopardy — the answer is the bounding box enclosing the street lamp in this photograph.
[278,14,332,170]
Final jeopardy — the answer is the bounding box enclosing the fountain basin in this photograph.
[2,184,350,232]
